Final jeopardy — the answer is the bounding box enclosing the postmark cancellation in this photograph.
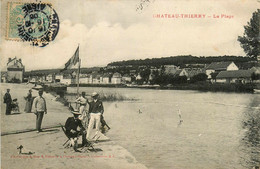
[6,2,59,47]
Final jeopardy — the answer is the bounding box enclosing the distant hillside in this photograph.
[107,55,255,67]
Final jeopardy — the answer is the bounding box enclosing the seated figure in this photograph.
[11,98,20,112]
[65,110,88,151]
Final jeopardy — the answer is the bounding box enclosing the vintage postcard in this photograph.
[1,0,260,169]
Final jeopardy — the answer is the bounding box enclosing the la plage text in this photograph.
[153,14,234,19]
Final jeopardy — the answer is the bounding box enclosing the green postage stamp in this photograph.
[6,2,59,47]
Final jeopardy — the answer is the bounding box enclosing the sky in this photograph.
[0,0,259,71]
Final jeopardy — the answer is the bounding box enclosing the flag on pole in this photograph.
[61,46,79,71]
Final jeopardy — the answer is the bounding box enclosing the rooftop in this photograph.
[216,70,254,79]
[206,61,234,70]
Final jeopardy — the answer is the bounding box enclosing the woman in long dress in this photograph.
[24,89,33,113]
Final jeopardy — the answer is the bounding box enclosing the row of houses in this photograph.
[28,72,133,85]
[164,65,205,80]
[205,61,260,83]
[163,61,260,83]
[2,57,260,85]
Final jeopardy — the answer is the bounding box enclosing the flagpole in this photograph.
[77,44,80,97]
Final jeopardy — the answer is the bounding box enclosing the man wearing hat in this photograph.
[86,92,104,140]
[3,89,12,115]
[65,110,88,150]
[32,90,47,133]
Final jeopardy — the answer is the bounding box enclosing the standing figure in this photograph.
[76,92,88,128]
[86,92,104,140]
[32,90,47,133]
[24,89,33,113]
[3,89,12,115]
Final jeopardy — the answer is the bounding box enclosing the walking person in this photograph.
[3,89,12,115]
[24,89,33,113]
[32,90,47,133]
[86,92,104,140]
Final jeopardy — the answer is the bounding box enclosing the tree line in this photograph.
[107,55,255,67]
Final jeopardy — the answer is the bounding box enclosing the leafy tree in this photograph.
[252,72,260,81]
[210,72,219,82]
[238,9,260,59]
[154,74,168,85]
[149,70,159,85]
[160,65,165,75]
[140,68,151,83]
[107,56,254,67]
[172,76,187,84]
[190,73,208,83]
[99,68,105,74]
[136,79,144,85]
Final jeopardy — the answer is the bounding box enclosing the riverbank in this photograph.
[1,83,147,169]
[160,82,257,93]
[69,82,257,93]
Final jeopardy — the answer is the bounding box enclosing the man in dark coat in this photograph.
[65,110,88,150]
[3,89,12,115]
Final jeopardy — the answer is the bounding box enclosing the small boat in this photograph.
[253,89,260,94]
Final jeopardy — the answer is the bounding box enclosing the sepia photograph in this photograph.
[0,0,260,168]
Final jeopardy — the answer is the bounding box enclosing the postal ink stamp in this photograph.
[6,2,59,47]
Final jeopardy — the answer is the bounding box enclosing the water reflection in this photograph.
[240,95,260,169]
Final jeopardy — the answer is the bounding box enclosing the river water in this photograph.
[67,87,260,169]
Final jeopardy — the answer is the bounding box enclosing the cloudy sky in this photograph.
[0,0,259,70]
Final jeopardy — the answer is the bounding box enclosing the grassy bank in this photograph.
[65,91,135,102]
[69,83,126,88]
[47,91,135,107]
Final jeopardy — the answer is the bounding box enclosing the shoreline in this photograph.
[23,81,258,94]
[67,82,257,93]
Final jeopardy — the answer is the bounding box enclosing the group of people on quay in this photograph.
[65,91,106,150]
[3,88,108,151]
[3,88,34,115]
[3,88,47,133]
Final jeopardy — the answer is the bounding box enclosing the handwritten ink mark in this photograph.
[136,0,153,12]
